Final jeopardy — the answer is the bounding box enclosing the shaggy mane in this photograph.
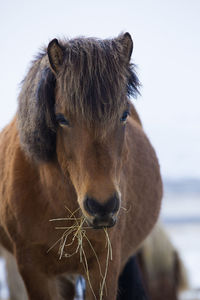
[17,34,140,160]
[57,37,140,123]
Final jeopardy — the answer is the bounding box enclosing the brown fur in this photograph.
[137,223,188,300]
[0,33,162,300]
[0,245,77,300]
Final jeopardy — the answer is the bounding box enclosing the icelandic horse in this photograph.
[0,33,162,299]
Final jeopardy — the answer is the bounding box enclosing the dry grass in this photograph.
[48,207,112,300]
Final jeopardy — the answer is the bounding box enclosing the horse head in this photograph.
[18,33,140,229]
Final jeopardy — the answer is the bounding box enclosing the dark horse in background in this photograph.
[0,33,162,299]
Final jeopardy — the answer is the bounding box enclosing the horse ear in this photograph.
[119,32,133,62]
[47,39,64,73]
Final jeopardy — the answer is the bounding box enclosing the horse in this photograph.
[1,224,188,300]
[0,32,162,300]
[1,247,147,300]
[137,222,188,300]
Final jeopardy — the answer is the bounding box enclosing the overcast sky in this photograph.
[0,0,199,179]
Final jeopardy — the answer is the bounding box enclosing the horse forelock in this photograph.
[17,35,140,160]
[56,37,140,124]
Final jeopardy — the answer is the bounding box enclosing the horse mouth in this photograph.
[86,215,117,230]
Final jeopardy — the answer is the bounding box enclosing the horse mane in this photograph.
[17,34,140,161]
[57,37,140,123]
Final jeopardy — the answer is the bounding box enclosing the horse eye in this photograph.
[120,111,129,123]
[56,114,70,126]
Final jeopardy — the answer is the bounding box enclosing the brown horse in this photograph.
[137,222,188,300]
[0,33,162,300]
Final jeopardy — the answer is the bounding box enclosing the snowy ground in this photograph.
[0,259,8,300]
[0,190,199,299]
[161,192,200,300]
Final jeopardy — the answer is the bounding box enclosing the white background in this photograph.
[0,0,200,179]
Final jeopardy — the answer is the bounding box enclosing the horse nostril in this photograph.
[105,194,120,214]
[84,194,120,217]
[84,197,101,216]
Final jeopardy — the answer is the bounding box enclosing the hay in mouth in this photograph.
[48,207,112,300]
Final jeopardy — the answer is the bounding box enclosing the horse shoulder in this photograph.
[120,116,162,263]
[0,118,44,246]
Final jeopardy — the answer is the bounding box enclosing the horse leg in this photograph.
[17,266,60,300]
[117,256,148,300]
[15,249,61,300]
[17,267,76,300]
[85,257,120,300]
[58,274,76,299]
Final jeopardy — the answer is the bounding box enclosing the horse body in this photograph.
[0,33,162,300]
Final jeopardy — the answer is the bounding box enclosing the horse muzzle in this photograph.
[83,193,120,229]
[87,214,117,229]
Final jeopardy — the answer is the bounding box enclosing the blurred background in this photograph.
[0,0,199,299]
